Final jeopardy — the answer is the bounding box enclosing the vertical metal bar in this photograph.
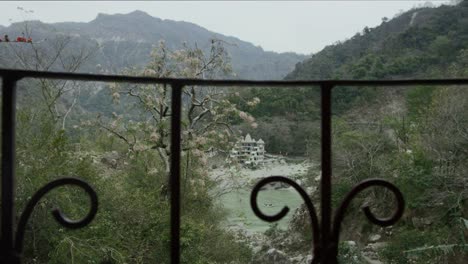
[320,83,333,263]
[170,82,182,264]
[1,76,18,260]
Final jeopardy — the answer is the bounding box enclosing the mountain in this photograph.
[281,3,468,263]
[233,1,468,156]
[286,1,468,80]
[0,10,307,79]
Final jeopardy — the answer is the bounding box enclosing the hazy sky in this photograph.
[0,1,452,54]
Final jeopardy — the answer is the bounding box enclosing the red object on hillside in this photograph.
[0,35,33,43]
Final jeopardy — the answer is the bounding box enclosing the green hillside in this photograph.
[256,2,468,263]
[242,1,468,139]
[287,1,468,80]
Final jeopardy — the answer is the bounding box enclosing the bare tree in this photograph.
[0,13,98,126]
[421,87,468,207]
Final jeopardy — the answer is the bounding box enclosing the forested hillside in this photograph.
[286,1,468,80]
[239,1,468,156]
[0,10,306,79]
[243,2,468,263]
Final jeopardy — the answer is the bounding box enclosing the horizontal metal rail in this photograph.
[1,68,468,86]
[1,68,467,264]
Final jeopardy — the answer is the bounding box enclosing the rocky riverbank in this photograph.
[209,159,323,262]
[209,159,390,263]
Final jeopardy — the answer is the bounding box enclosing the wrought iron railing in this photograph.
[1,68,467,263]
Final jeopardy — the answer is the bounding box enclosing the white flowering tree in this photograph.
[96,40,259,189]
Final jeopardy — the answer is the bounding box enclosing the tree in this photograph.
[420,87,468,209]
[96,39,257,188]
[0,10,98,126]
[9,35,253,263]
[363,26,371,35]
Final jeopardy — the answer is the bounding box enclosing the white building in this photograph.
[230,134,265,166]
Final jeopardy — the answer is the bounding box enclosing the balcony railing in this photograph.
[1,68,467,264]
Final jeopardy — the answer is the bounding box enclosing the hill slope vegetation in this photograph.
[0,10,306,79]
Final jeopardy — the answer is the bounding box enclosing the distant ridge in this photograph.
[0,10,307,80]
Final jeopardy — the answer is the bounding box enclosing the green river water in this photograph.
[219,187,303,233]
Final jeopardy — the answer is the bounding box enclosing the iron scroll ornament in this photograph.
[6,178,98,263]
[250,176,404,264]
[251,176,321,263]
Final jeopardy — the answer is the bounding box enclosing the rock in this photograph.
[263,248,290,263]
[345,240,357,247]
[362,255,384,264]
[257,179,290,190]
[252,246,263,254]
[368,234,381,243]
[290,254,312,264]
[100,151,121,168]
[306,186,316,194]
[384,226,393,236]
[101,157,117,168]
[289,255,304,263]
[367,242,388,251]
[362,241,388,264]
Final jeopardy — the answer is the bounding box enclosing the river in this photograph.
[210,161,314,233]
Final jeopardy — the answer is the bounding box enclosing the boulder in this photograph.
[368,234,381,243]
[345,240,357,247]
[289,255,304,263]
[263,248,290,263]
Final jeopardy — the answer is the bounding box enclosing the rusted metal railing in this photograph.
[1,68,467,263]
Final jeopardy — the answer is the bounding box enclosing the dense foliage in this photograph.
[258,2,468,263]
[287,1,468,81]
[11,39,253,263]
[329,85,468,263]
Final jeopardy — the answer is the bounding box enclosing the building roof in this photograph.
[257,138,264,144]
[244,133,255,143]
